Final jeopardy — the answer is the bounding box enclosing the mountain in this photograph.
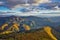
[0,16,60,32]
[0,16,60,40]
[0,26,58,40]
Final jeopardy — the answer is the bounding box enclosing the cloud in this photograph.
[0,0,60,10]
[11,0,51,9]
[2,0,51,8]
[51,0,60,2]
[54,6,60,10]
[0,1,4,5]
[34,0,51,4]
[1,0,35,8]
[0,0,52,8]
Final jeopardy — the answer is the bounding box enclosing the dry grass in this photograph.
[0,27,54,40]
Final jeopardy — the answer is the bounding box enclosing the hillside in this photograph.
[0,26,56,40]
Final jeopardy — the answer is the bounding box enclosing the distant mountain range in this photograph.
[0,16,60,31]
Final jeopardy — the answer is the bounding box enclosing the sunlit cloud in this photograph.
[34,0,51,4]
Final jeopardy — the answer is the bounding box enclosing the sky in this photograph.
[0,0,60,11]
